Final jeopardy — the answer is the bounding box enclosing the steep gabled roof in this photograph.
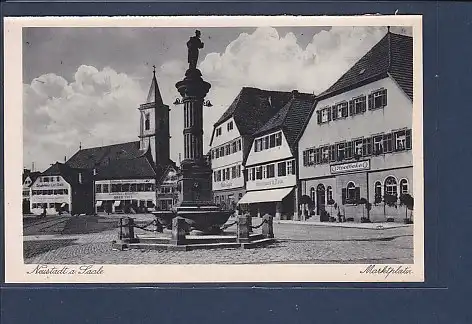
[95,155,157,180]
[318,32,413,100]
[213,87,293,136]
[255,92,316,150]
[66,141,145,169]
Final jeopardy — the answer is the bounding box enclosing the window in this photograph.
[254,139,262,152]
[383,133,393,153]
[345,141,353,159]
[406,129,412,150]
[137,184,144,192]
[269,134,276,148]
[231,141,237,153]
[310,187,316,204]
[327,186,333,202]
[368,89,387,110]
[217,127,222,137]
[395,130,407,151]
[237,139,242,151]
[219,147,224,157]
[337,143,345,161]
[384,176,398,197]
[217,170,222,182]
[321,146,329,163]
[226,168,231,181]
[308,149,315,165]
[337,102,348,118]
[95,184,102,193]
[145,113,150,131]
[78,173,82,184]
[287,160,295,175]
[130,184,137,192]
[236,165,241,178]
[349,96,367,115]
[278,162,286,176]
[227,121,233,131]
[400,179,409,194]
[275,132,282,146]
[363,137,373,156]
[231,166,237,179]
[321,108,330,123]
[122,184,130,192]
[352,139,363,157]
[43,177,50,183]
[262,165,267,179]
[256,166,263,180]
[373,135,383,154]
[374,181,382,203]
[263,136,269,150]
[225,144,231,155]
[248,168,255,181]
[346,182,358,204]
[329,145,336,162]
[267,164,275,178]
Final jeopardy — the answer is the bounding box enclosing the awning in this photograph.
[238,187,293,204]
[95,201,103,207]
[113,200,121,207]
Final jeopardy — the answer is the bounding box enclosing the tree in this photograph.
[399,193,414,222]
[356,197,371,222]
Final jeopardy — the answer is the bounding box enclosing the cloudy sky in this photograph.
[23,25,411,172]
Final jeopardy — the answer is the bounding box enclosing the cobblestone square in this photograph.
[25,217,413,265]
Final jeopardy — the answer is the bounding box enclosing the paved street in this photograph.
[24,216,413,264]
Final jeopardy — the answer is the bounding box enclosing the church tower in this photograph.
[138,67,171,167]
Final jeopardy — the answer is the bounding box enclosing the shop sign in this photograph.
[101,179,154,184]
[34,182,67,189]
[330,160,370,174]
[255,178,284,188]
[220,181,233,188]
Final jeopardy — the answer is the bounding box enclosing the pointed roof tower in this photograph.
[146,65,164,105]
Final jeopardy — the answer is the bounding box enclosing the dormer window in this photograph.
[78,173,83,184]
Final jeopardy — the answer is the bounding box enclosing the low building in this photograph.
[297,31,413,222]
[239,91,316,220]
[30,162,93,215]
[22,169,40,214]
[209,87,293,210]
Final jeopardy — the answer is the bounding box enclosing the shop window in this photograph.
[327,186,333,202]
[342,182,360,204]
[374,181,382,203]
[368,89,387,110]
[384,176,398,197]
[310,187,316,204]
[256,166,262,180]
[227,121,233,131]
[400,179,409,194]
[267,164,275,178]
[95,184,102,193]
[278,162,286,177]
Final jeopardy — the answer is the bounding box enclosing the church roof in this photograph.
[318,31,413,100]
[66,141,145,170]
[255,91,316,150]
[145,70,164,105]
[95,155,157,180]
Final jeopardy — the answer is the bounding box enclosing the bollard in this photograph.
[237,215,250,243]
[170,216,187,245]
[119,217,135,242]
[262,214,274,238]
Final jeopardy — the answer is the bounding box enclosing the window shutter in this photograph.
[355,187,361,202]
[341,188,347,205]
[317,110,322,124]
[349,100,355,116]
[406,129,412,149]
[382,88,388,106]
[303,151,308,166]
[332,106,338,120]
[327,108,331,122]
[368,93,374,110]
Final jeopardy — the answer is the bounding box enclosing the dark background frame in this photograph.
[1,1,470,323]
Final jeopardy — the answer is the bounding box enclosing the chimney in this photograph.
[32,162,35,172]
[64,156,67,163]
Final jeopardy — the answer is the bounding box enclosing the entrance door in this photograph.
[316,184,326,216]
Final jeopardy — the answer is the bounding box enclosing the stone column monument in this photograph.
[173,30,231,233]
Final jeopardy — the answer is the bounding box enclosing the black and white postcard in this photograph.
[4,15,423,283]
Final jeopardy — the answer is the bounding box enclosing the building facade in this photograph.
[239,92,316,220]
[22,169,40,214]
[298,31,413,222]
[30,163,93,216]
[156,165,179,211]
[209,87,293,210]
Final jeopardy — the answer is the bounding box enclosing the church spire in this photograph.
[146,65,163,105]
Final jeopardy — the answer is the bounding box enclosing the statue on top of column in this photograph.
[187,30,204,70]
